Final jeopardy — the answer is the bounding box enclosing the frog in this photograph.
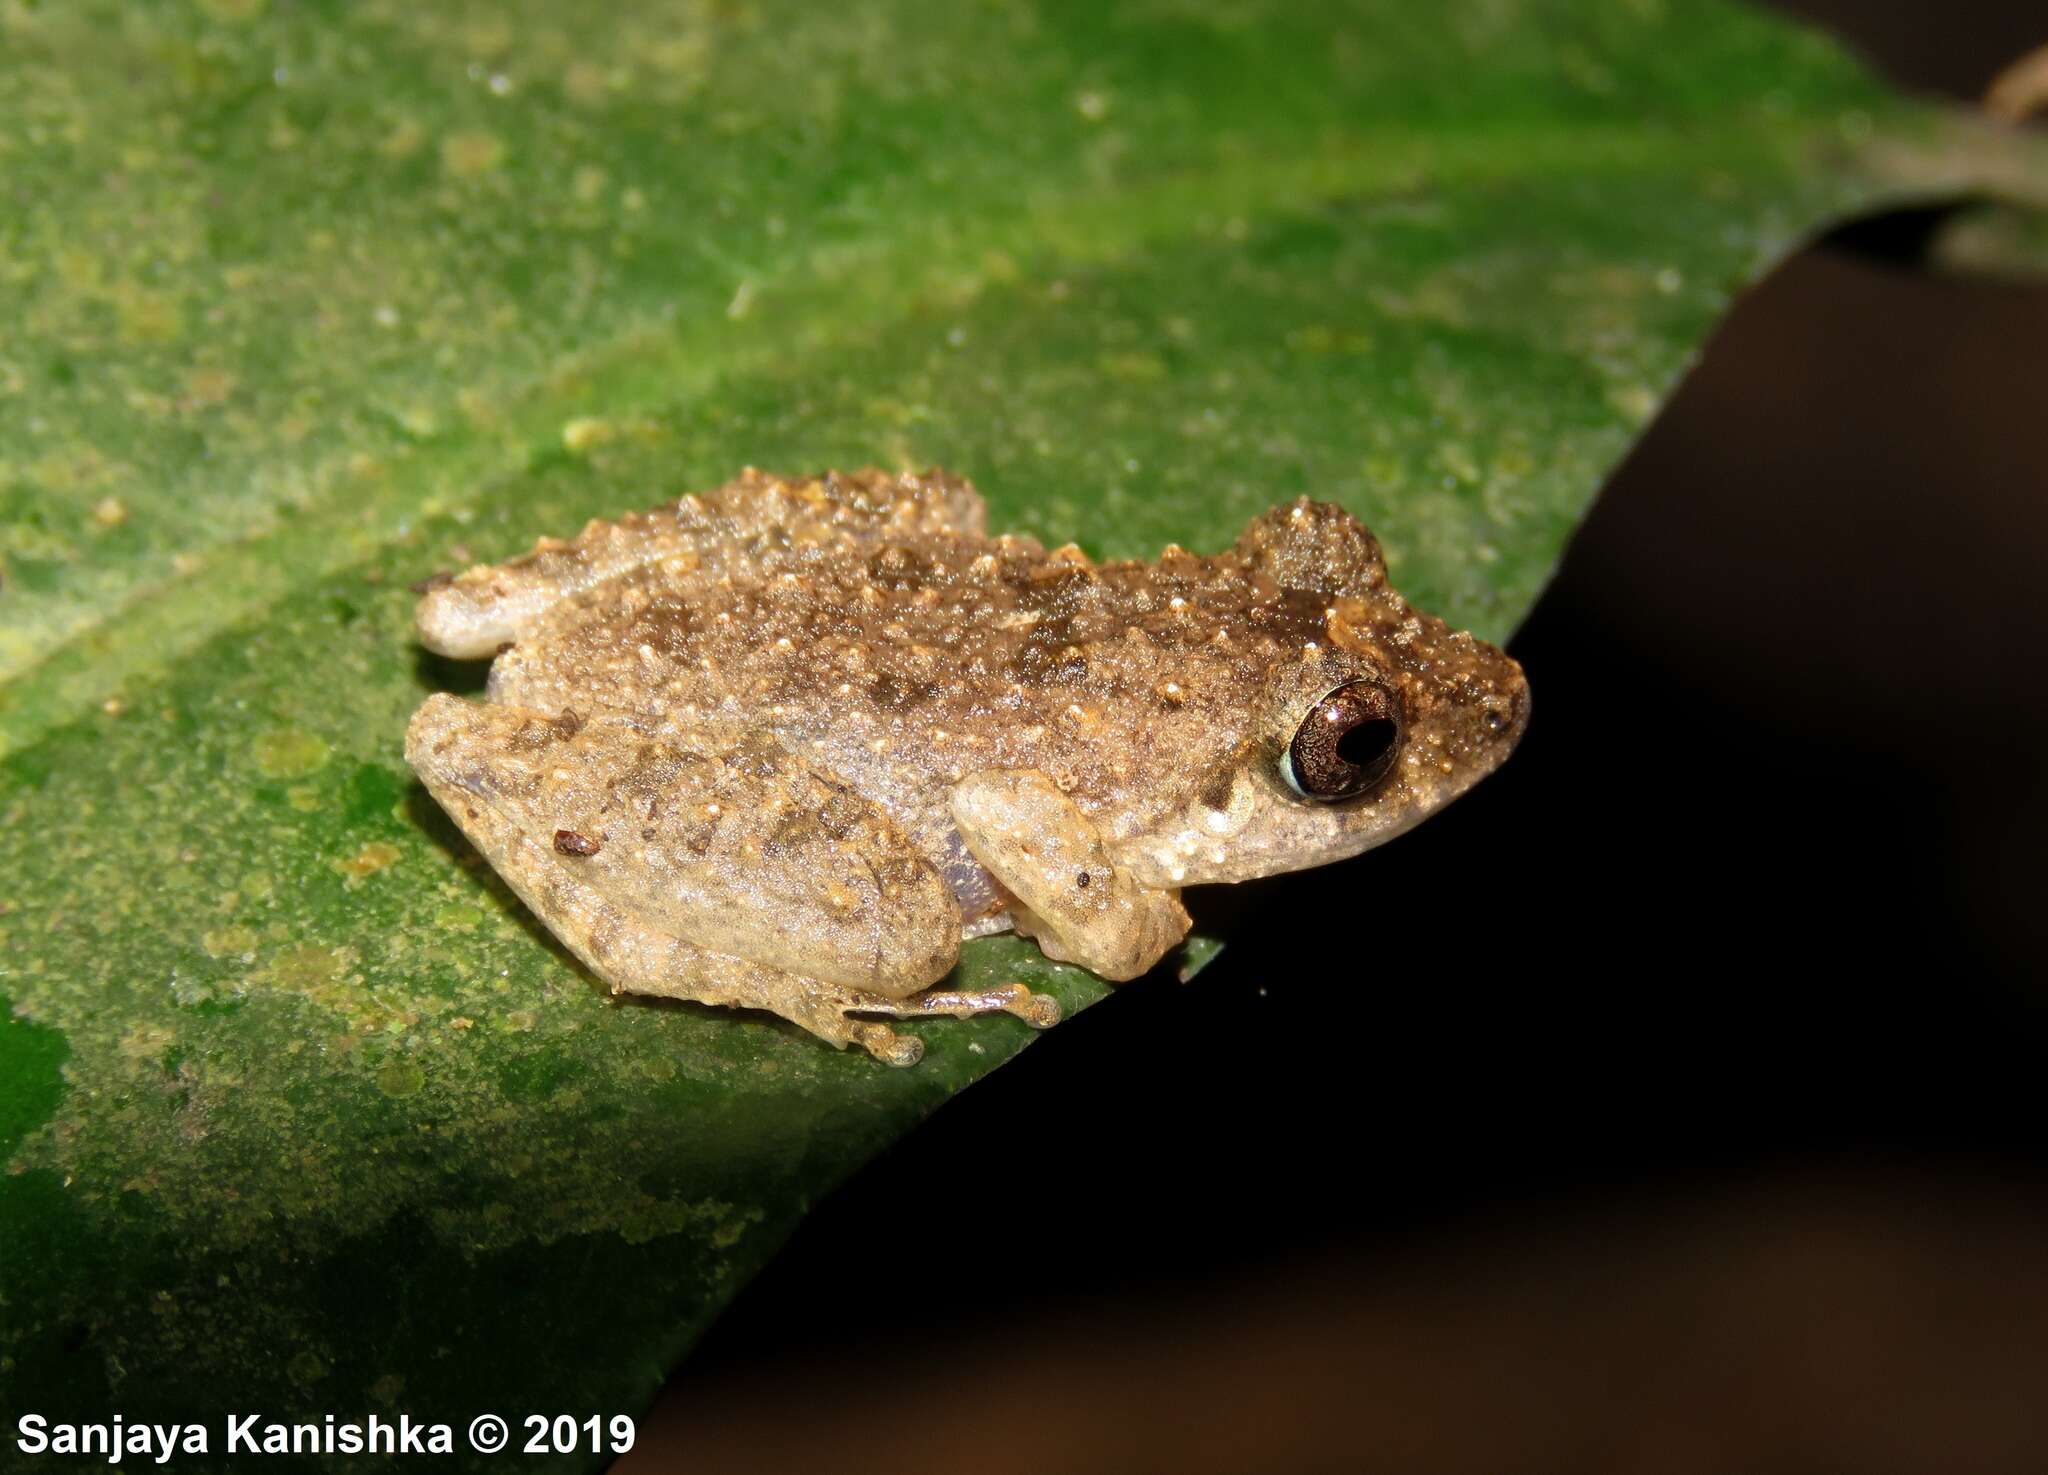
[405,467,1527,1065]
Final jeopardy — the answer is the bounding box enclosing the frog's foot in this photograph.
[653,973,931,1067]
[952,769,1192,982]
[845,1020,926,1068]
[849,979,1063,1029]
[832,980,1062,1066]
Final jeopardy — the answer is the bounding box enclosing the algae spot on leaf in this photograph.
[376,1057,427,1100]
[252,729,330,780]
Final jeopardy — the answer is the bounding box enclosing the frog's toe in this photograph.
[995,982,1062,1029]
[850,1021,925,1068]
[1019,990,1062,1029]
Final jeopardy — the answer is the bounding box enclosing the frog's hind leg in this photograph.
[587,928,942,1069]
[403,749,935,1065]
[844,979,1062,1030]
[790,979,1061,1066]
[406,694,1002,1064]
[658,966,937,1068]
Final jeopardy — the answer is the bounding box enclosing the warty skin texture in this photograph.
[407,468,1527,1063]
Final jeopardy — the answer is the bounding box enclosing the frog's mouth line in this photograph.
[1112,751,1507,889]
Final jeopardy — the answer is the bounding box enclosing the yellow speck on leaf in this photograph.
[117,289,184,344]
[269,945,344,991]
[1494,445,1537,479]
[1436,442,1480,484]
[32,448,117,494]
[1286,324,1374,354]
[118,1023,178,1062]
[648,35,708,77]
[56,247,103,292]
[455,386,499,427]
[1607,382,1658,424]
[462,16,513,55]
[561,417,616,452]
[563,61,612,107]
[441,130,506,177]
[397,405,439,439]
[378,119,426,160]
[181,367,236,410]
[203,925,259,959]
[334,841,403,882]
[1098,350,1166,382]
[253,728,330,779]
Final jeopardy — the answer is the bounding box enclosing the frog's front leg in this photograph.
[951,770,1192,981]
[406,696,1056,1062]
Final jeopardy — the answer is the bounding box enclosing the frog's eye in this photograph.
[1283,681,1401,802]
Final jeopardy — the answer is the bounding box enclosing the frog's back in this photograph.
[483,487,1306,740]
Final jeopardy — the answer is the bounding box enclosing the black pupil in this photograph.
[1335,716,1396,771]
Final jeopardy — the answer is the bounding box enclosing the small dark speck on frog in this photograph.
[554,829,601,856]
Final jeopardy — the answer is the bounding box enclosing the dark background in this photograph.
[620,5,2048,1471]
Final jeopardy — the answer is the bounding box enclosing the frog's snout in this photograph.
[1489,657,1532,751]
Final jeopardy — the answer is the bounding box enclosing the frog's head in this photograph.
[1112,499,1529,886]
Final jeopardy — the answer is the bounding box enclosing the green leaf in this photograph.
[2,0,2040,1464]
